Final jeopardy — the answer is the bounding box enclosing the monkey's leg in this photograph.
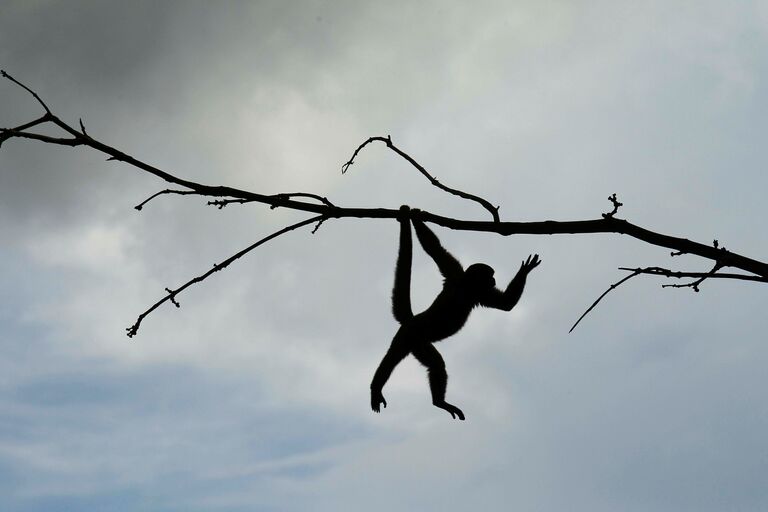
[370,337,410,413]
[411,343,465,420]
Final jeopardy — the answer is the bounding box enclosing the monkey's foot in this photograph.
[371,391,387,413]
[434,400,465,420]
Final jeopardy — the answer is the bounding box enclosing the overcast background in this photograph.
[1,1,767,510]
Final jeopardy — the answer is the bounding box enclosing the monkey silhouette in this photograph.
[370,206,541,420]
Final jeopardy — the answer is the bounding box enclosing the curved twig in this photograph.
[126,215,326,337]
[569,269,644,333]
[135,189,204,210]
[341,135,500,222]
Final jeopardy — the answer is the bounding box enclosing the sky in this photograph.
[1,1,768,510]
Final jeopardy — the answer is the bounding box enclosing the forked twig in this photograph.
[619,266,767,285]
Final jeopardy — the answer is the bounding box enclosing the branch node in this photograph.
[312,217,328,234]
[165,288,181,308]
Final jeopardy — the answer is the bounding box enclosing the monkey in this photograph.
[370,205,541,420]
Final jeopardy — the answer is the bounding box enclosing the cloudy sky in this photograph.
[2,1,768,510]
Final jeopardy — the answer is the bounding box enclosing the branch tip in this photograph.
[165,288,181,308]
[601,193,623,219]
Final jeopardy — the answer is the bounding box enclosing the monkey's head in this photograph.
[465,263,496,291]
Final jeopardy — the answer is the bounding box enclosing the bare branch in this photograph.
[1,70,52,114]
[0,115,53,148]
[312,217,328,234]
[207,198,255,209]
[571,264,768,332]
[569,269,644,333]
[135,189,203,211]
[4,72,768,333]
[0,129,81,146]
[341,135,501,222]
[126,215,325,337]
[269,192,335,208]
[618,266,768,284]
[660,262,722,292]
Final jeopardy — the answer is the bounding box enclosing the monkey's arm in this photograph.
[392,208,413,323]
[481,254,541,311]
[412,217,463,279]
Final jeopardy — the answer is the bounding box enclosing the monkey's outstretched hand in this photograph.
[520,254,542,274]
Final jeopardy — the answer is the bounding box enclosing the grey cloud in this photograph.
[1,1,768,511]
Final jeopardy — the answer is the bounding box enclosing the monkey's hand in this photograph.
[371,389,387,413]
[397,205,411,222]
[410,208,425,225]
[519,254,542,274]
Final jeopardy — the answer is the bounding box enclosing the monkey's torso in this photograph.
[398,276,484,344]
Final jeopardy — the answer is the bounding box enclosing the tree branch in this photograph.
[4,71,768,335]
[618,266,768,286]
[341,135,501,222]
[126,214,326,337]
[134,189,205,210]
[569,269,644,333]
[571,264,768,332]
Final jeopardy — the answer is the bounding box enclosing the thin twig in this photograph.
[207,198,255,209]
[569,269,644,333]
[126,215,325,337]
[341,135,500,222]
[312,217,328,234]
[269,192,335,208]
[661,262,722,292]
[602,193,623,218]
[0,129,81,146]
[618,266,767,284]
[1,70,52,114]
[0,115,52,147]
[135,189,202,210]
